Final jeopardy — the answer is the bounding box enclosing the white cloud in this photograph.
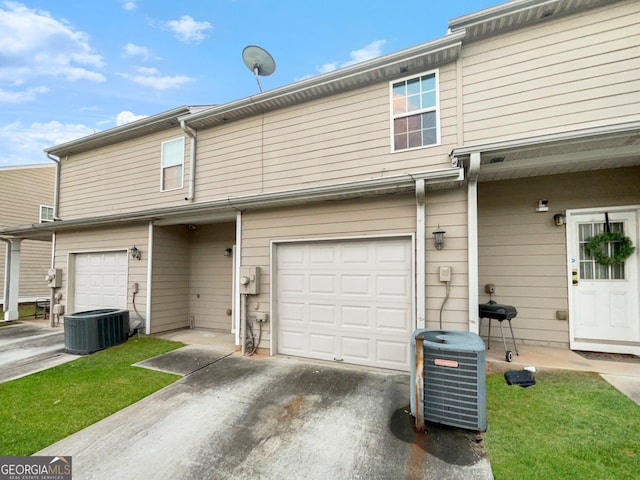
[121,66,193,91]
[312,40,387,75]
[342,40,386,66]
[122,1,138,11]
[0,86,49,103]
[0,1,105,103]
[116,111,148,126]
[123,43,149,59]
[0,120,94,165]
[165,15,212,43]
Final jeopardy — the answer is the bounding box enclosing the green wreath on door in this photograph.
[585,231,635,266]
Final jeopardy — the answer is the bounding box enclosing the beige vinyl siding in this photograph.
[16,241,52,299]
[478,166,640,348]
[425,188,469,331]
[58,128,190,220]
[461,0,640,144]
[58,63,459,220]
[189,222,235,331]
[0,165,55,302]
[196,65,459,200]
[53,225,148,318]
[240,190,469,346]
[150,225,190,333]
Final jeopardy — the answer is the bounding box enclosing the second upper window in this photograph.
[391,71,438,151]
[161,137,184,191]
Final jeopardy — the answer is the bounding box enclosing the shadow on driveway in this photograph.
[38,348,493,480]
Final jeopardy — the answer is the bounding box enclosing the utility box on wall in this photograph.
[239,267,260,295]
[46,268,62,288]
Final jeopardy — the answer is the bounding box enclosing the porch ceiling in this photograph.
[451,122,640,182]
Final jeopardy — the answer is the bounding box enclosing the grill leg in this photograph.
[507,319,519,355]
[487,318,492,350]
[498,320,509,355]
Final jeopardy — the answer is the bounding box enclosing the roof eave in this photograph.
[182,31,465,130]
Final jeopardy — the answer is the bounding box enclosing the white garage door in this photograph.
[74,251,128,312]
[276,237,414,371]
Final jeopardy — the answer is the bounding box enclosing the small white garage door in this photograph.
[276,237,413,371]
[74,251,128,312]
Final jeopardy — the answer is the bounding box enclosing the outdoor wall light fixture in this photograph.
[553,213,566,226]
[224,248,233,257]
[432,226,446,250]
[130,246,141,261]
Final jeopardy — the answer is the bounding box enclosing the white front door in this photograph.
[568,208,639,354]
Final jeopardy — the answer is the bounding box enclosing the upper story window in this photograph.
[391,71,439,151]
[161,137,185,191]
[40,205,54,223]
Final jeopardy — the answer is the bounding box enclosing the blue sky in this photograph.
[0,0,501,167]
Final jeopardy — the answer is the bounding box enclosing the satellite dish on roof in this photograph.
[242,45,276,93]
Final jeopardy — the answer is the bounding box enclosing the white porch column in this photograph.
[467,152,481,334]
[4,239,22,321]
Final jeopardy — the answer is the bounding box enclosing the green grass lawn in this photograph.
[484,370,640,480]
[0,336,183,456]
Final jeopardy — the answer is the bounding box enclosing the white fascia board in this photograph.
[0,167,464,237]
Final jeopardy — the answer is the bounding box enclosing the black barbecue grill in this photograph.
[479,301,519,362]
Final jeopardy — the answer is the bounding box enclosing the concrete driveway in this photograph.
[0,320,76,383]
[38,346,493,480]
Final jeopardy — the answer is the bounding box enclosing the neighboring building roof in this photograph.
[0,164,55,172]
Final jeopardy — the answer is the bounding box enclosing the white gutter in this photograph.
[180,120,197,202]
[467,152,481,334]
[0,167,464,238]
[46,153,61,219]
[145,221,153,334]
[415,179,426,329]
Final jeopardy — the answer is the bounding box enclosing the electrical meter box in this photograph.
[46,268,62,288]
[239,267,260,295]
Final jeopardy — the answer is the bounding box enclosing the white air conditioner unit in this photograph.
[410,329,487,432]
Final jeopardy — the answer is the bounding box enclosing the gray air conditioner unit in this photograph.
[410,329,487,432]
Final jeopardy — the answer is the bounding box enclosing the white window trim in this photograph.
[160,136,185,192]
[39,205,54,223]
[389,68,441,153]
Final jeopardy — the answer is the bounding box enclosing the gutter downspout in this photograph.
[1,238,10,320]
[46,153,61,219]
[467,152,481,334]
[180,120,197,202]
[415,179,426,329]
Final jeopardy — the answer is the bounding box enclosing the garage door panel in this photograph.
[376,339,409,368]
[279,274,305,294]
[309,304,337,325]
[279,330,306,352]
[279,302,305,323]
[341,305,371,328]
[309,274,335,294]
[277,238,413,371]
[341,275,371,296]
[376,275,410,297]
[341,336,370,360]
[309,333,335,356]
[74,251,128,312]
[376,307,411,331]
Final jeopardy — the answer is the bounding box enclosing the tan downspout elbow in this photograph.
[180,120,197,202]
